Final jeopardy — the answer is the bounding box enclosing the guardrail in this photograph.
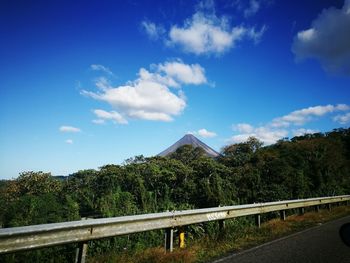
[1,195,349,262]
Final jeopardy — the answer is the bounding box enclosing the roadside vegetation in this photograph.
[0,128,350,262]
[88,205,350,263]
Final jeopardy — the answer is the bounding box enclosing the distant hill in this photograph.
[158,134,220,158]
[53,175,68,181]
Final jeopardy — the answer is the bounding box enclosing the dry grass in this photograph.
[88,205,350,263]
[88,247,195,263]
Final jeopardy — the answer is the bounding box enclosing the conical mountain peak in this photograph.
[158,134,219,158]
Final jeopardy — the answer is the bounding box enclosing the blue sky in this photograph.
[1,0,350,179]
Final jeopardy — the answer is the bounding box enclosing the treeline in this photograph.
[1,128,350,262]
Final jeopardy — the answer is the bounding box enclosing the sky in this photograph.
[0,0,350,179]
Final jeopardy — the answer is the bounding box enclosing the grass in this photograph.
[88,205,350,263]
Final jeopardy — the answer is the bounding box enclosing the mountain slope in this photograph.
[158,134,220,158]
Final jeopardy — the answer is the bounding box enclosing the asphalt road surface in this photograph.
[213,216,350,263]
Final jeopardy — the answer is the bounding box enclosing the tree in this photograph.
[169,145,206,165]
[3,171,61,200]
[219,137,263,167]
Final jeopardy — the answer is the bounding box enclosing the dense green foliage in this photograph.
[1,128,349,262]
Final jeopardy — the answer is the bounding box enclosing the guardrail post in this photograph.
[298,207,305,215]
[219,220,225,231]
[327,203,332,211]
[75,242,88,263]
[255,214,261,228]
[75,217,88,263]
[165,228,174,252]
[179,226,185,248]
[315,205,320,213]
[280,210,286,221]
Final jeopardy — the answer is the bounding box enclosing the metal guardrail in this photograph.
[0,195,349,257]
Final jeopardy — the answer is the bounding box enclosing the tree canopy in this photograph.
[1,128,350,262]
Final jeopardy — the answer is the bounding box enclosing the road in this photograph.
[213,216,350,263]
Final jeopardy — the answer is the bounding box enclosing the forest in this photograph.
[1,128,350,262]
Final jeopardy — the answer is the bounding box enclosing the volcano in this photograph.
[158,134,220,158]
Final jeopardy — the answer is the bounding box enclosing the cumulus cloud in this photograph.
[198,128,217,138]
[141,0,266,56]
[141,21,165,40]
[157,61,207,85]
[292,0,350,75]
[168,10,266,55]
[90,64,114,76]
[190,128,217,138]
[271,104,349,127]
[93,109,128,124]
[229,126,288,145]
[82,60,207,122]
[333,112,350,124]
[59,126,81,133]
[229,104,349,145]
[233,123,254,133]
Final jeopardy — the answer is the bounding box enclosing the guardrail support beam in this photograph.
[165,228,174,252]
[315,205,320,213]
[298,207,305,215]
[75,242,88,263]
[280,210,286,221]
[219,220,225,231]
[327,203,332,211]
[255,214,261,228]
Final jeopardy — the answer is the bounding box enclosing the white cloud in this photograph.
[90,64,114,76]
[93,109,128,124]
[244,0,260,17]
[168,10,266,55]
[141,21,165,40]
[191,128,217,138]
[272,104,349,127]
[65,139,73,144]
[292,0,350,75]
[297,28,316,42]
[127,110,173,122]
[141,1,266,56]
[82,60,207,122]
[157,61,207,85]
[292,128,319,137]
[229,104,350,145]
[82,81,185,122]
[233,123,254,133]
[333,112,350,124]
[139,60,207,88]
[189,128,217,138]
[138,67,179,88]
[198,128,217,138]
[229,126,288,145]
[59,126,81,133]
[95,77,112,91]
